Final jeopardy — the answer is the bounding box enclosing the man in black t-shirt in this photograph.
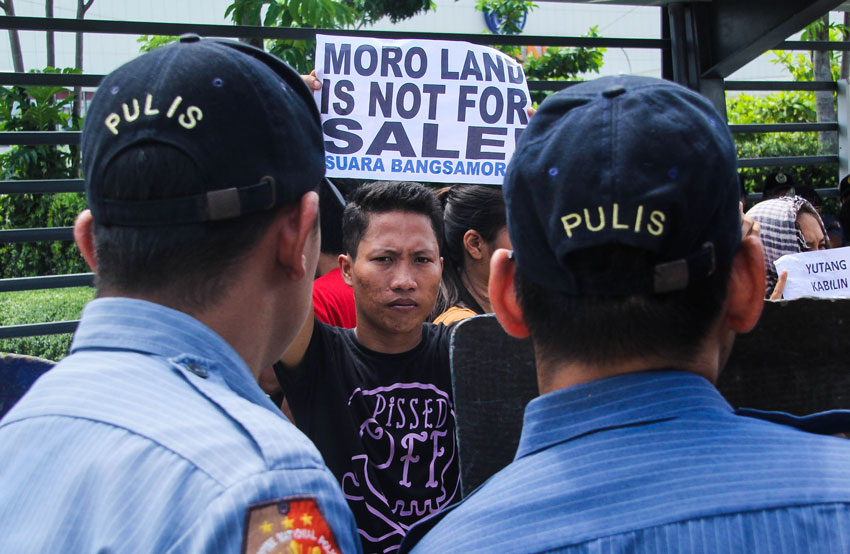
[275,181,460,554]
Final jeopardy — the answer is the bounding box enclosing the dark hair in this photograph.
[319,178,363,255]
[514,245,731,370]
[432,184,506,317]
[342,181,442,258]
[92,143,285,310]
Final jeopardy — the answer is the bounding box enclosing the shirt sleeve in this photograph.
[275,318,328,381]
[274,319,333,434]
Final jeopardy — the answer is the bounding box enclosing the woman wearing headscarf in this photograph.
[746,195,829,299]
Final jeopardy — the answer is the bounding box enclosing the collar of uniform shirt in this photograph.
[514,370,732,460]
[70,297,282,415]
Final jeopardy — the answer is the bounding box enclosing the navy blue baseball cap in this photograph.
[504,75,741,296]
[762,170,794,199]
[82,34,325,226]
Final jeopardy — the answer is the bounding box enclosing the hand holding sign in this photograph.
[770,270,788,300]
[302,69,322,91]
[314,35,531,184]
[773,246,850,300]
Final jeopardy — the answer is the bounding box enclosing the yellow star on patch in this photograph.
[300,513,313,526]
[259,521,273,533]
[282,516,294,530]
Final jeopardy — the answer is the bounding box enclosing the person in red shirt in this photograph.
[313,178,360,328]
[313,267,356,328]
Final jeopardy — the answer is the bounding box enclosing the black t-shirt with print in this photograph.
[275,319,460,554]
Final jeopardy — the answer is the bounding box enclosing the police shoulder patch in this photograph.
[242,496,342,554]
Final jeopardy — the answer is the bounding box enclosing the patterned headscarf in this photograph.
[746,195,827,298]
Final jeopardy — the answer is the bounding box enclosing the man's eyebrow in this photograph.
[366,247,400,256]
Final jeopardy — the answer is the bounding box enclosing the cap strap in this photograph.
[210,177,277,221]
[324,178,347,208]
[653,242,716,294]
[99,177,277,226]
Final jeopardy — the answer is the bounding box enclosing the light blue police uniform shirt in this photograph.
[0,297,362,553]
[401,370,850,553]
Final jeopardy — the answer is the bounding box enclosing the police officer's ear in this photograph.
[276,191,319,282]
[73,209,98,273]
[489,249,529,338]
[723,234,766,334]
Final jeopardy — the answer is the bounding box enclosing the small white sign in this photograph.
[774,246,850,299]
[314,34,531,184]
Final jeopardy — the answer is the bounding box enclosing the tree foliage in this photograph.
[475,0,536,36]
[0,71,81,179]
[521,28,605,81]
[244,0,358,72]
[351,0,435,25]
[474,1,604,105]
[729,89,836,196]
[224,0,434,73]
[140,1,604,89]
[729,20,845,196]
[137,34,178,53]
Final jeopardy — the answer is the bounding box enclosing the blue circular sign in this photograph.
[483,10,528,35]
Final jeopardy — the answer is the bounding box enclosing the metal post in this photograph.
[838,79,849,179]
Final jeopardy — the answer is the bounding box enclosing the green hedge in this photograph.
[0,192,89,278]
[0,287,94,360]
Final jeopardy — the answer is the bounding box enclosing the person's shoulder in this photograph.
[730,408,850,462]
[5,350,327,484]
[312,317,343,336]
[433,305,477,326]
[168,462,363,554]
[3,349,188,426]
[423,319,455,337]
[310,317,356,348]
[404,405,850,553]
[421,320,455,348]
[294,319,359,379]
[736,407,850,437]
[402,447,850,554]
[4,415,356,553]
[400,480,518,553]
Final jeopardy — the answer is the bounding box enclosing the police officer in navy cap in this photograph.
[0,35,361,553]
[400,75,850,554]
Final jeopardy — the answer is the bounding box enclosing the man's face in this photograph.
[343,210,442,338]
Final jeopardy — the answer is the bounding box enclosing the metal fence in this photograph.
[0,13,844,341]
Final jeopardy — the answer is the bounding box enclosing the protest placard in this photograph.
[774,246,850,299]
[314,34,531,184]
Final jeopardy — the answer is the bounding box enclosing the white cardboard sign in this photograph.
[314,34,531,184]
[774,246,850,299]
